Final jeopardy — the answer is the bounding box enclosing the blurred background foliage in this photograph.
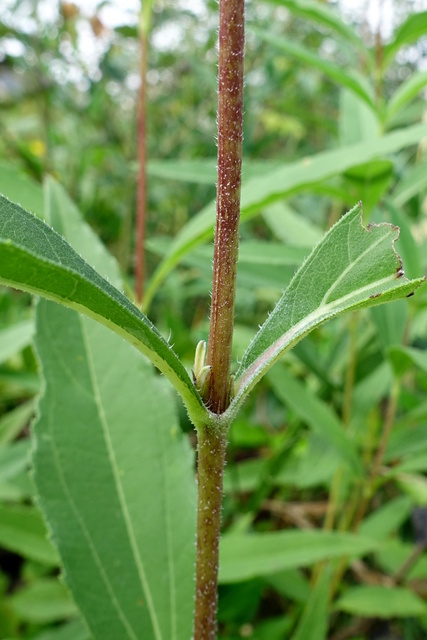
[2,0,427,638]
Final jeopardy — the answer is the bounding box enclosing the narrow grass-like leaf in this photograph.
[266,569,311,604]
[386,423,427,462]
[392,158,427,207]
[252,28,376,110]
[359,496,413,539]
[144,122,427,307]
[262,202,323,248]
[227,204,424,422]
[0,504,59,565]
[148,158,217,184]
[148,158,279,184]
[31,620,91,640]
[395,452,427,475]
[387,202,422,280]
[267,366,361,474]
[386,70,427,124]
[0,162,44,216]
[219,530,379,583]
[376,540,427,580]
[0,440,31,483]
[0,319,34,366]
[7,578,78,624]
[263,0,371,61]
[387,346,427,377]
[0,193,207,427]
[383,11,427,68]
[336,586,427,618]
[0,400,35,446]
[339,90,380,145]
[291,567,330,640]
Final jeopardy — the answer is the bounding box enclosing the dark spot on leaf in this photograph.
[396,268,404,278]
[370,293,381,299]
[406,291,415,298]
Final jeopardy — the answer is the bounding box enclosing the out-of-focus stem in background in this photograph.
[135,0,152,304]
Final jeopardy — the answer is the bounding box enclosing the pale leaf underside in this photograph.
[225,204,425,422]
[0,194,207,427]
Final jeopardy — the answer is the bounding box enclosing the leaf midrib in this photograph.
[319,228,393,306]
[41,355,139,640]
[79,315,164,640]
[235,274,409,400]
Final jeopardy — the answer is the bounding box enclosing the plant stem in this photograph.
[206,0,245,414]
[194,424,228,640]
[193,2,244,636]
[135,1,152,304]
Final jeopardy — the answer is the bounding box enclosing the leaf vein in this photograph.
[79,316,163,640]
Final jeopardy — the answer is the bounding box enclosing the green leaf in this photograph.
[251,27,375,110]
[148,237,305,294]
[267,366,361,474]
[32,178,197,639]
[148,158,217,184]
[148,158,279,184]
[34,303,197,639]
[336,585,426,618]
[394,452,427,475]
[392,158,427,207]
[0,162,44,217]
[219,530,379,583]
[0,192,207,427]
[0,480,31,502]
[343,160,394,215]
[376,539,427,580]
[386,70,427,124]
[265,569,310,604]
[0,319,34,366]
[6,578,78,624]
[0,440,31,484]
[263,0,370,61]
[0,400,35,446]
[31,619,91,640]
[386,423,427,462]
[396,473,427,506]
[387,346,427,378]
[291,568,330,640]
[359,496,413,539]
[251,616,293,640]
[370,300,407,351]
[339,90,380,145]
[45,177,119,287]
[387,201,422,280]
[0,504,59,565]
[383,11,427,68]
[276,433,340,488]
[228,205,424,423]
[145,122,427,306]
[262,202,323,248]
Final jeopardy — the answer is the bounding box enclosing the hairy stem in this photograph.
[206,0,245,414]
[194,425,228,640]
[193,1,245,636]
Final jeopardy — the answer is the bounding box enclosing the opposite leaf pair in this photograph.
[0,190,423,430]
